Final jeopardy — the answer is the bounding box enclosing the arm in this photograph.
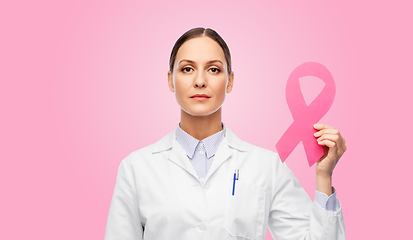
[313,123,346,196]
[268,157,345,240]
[105,156,143,240]
[268,124,347,239]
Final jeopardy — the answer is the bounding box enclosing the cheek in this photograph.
[215,80,228,96]
[174,80,190,100]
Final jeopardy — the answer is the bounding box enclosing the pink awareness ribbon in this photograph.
[276,62,336,167]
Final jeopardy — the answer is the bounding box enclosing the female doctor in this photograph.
[105,27,347,240]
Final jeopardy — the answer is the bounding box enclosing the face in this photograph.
[168,36,234,117]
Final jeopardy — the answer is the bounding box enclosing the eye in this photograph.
[209,67,221,73]
[181,67,193,73]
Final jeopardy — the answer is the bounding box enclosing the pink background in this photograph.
[1,1,412,239]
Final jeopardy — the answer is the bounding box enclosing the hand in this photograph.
[313,124,347,178]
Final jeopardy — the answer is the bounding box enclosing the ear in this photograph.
[168,71,175,92]
[226,71,234,93]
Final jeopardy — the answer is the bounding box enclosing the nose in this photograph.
[194,72,207,88]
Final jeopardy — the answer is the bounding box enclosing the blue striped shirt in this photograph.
[175,122,338,211]
[175,122,226,181]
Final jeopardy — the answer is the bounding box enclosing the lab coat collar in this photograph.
[175,123,227,159]
[152,126,248,181]
[222,127,249,152]
[151,126,248,154]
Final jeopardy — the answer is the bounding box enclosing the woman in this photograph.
[105,27,346,240]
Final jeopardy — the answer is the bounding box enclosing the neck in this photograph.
[179,107,223,141]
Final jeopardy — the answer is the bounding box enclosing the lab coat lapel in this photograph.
[205,136,232,181]
[168,139,199,180]
[205,128,248,181]
[152,129,199,180]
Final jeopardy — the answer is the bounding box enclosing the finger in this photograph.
[317,134,340,144]
[318,133,346,151]
[317,139,337,149]
[314,128,340,137]
[313,123,335,130]
[318,136,347,160]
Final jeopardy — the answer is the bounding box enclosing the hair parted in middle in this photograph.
[169,27,232,75]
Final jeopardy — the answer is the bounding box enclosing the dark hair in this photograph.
[169,27,232,75]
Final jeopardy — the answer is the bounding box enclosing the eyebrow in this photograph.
[179,59,223,65]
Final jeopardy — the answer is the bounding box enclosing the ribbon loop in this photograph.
[276,62,335,166]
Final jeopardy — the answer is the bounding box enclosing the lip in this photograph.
[191,94,210,102]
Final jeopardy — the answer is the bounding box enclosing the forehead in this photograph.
[175,36,226,64]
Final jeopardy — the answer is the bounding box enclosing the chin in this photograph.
[182,106,221,117]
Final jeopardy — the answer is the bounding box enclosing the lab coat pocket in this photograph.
[224,180,266,239]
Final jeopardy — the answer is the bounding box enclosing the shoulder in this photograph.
[121,129,175,165]
[244,141,281,164]
[227,128,281,163]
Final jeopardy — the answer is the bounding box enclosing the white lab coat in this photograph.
[105,127,345,240]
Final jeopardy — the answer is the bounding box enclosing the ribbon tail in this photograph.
[302,136,324,167]
[275,122,302,162]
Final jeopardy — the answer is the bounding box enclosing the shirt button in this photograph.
[199,151,204,155]
[198,223,207,230]
[199,142,204,146]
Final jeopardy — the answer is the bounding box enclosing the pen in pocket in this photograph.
[232,169,239,196]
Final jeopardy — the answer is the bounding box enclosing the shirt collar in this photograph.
[175,122,226,159]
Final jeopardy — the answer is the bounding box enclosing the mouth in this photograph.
[191,94,210,101]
